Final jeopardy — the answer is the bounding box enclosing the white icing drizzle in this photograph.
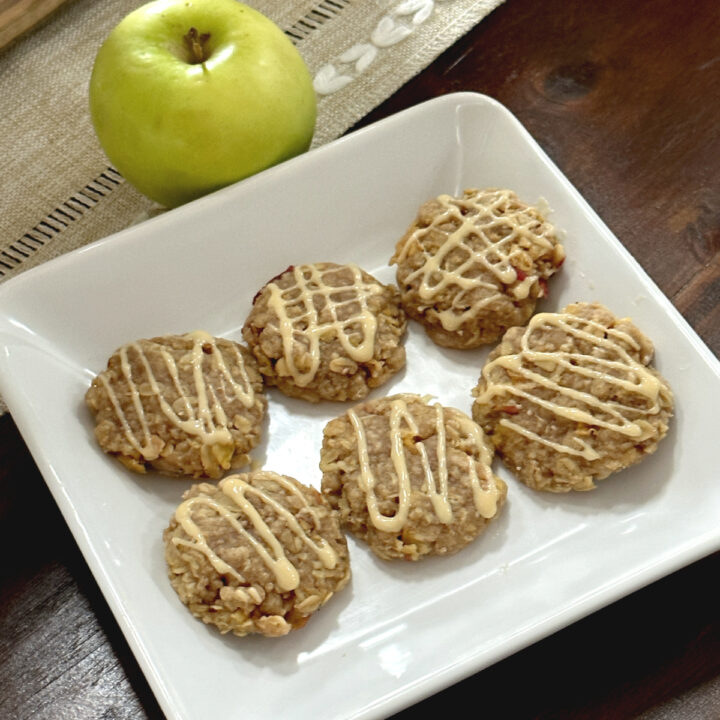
[476,311,669,460]
[99,331,255,459]
[394,190,560,331]
[265,264,379,387]
[348,396,500,532]
[455,414,502,519]
[173,473,338,593]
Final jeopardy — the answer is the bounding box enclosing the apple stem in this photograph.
[184,28,211,64]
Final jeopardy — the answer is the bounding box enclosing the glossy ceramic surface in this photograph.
[0,93,718,720]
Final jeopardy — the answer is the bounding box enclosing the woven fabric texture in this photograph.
[0,0,505,414]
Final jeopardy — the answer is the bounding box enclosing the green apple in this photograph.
[89,0,316,208]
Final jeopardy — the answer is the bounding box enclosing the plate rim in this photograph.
[1,91,719,720]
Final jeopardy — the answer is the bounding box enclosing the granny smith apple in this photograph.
[89,0,317,208]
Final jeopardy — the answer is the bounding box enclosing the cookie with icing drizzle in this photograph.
[242,262,407,402]
[320,393,507,561]
[164,470,351,637]
[471,302,674,492]
[391,188,565,348]
[85,332,266,478]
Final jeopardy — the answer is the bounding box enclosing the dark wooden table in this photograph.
[2,0,719,718]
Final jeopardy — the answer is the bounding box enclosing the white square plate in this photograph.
[1,92,719,720]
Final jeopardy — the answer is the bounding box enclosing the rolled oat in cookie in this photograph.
[243,262,407,402]
[472,302,674,492]
[164,470,351,638]
[320,393,507,561]
[85,331,266,478]
[391,188,565,349]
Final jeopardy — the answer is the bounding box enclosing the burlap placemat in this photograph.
[0,0,505,415]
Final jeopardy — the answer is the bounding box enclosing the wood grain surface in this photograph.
[1,0,719,718]
[0,0,70,51]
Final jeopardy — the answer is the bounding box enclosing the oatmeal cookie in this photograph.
[164,471,351,637]
[391,188,565,348]
[242,262,407,402]
[471,302,674,492]
[86,331,266,478]
[320,393,506,561]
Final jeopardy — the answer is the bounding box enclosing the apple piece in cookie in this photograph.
[89,0,317,208]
